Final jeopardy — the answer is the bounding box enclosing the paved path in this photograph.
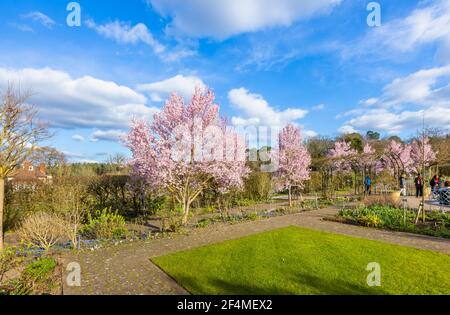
[61,206,450,295]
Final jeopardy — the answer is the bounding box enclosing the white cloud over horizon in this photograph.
[339,65,450,134]
[0,67,159,130]
[90,129,127,142]
[137,74,206,102]
[229,87,308,127]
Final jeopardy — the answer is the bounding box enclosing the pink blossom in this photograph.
[124,87,249,224]
[274,124,311,205]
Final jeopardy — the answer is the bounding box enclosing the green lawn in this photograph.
[152,227,450,295]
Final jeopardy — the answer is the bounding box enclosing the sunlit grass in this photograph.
[153,226,450,295]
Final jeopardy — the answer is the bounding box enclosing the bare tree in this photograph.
[30,146,67,176]
[0,85,49,250]
[107,152,127,174]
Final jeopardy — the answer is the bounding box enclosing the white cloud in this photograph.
[0,67,159,129]
[137,74,205,101]
[358,98,378,106]
[344,108,450,134]
[304,130,319,138]
[345,0,450,60]
[86,19,165,54]
[62,151,84,159]
[379,65,450,108]
[90,129,127,142]
[148,0,342,39]
[338,125,358,134]
[312,104,325,111]
[229,88,308,127]
[21,11,55,28]
[72,159,101,164]
[339,65,450,134]
[72,134,85,142]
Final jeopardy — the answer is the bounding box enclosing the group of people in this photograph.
[361,174,448,198]
[399,174,449,198]
[400,174,449,198]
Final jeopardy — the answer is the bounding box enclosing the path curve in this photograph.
[61,206,450,295]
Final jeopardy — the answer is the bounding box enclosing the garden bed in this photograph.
[333,205,450,239]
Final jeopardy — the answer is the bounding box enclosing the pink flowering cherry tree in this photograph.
[275,124,311,207]
[383,140,413,177]
[328,141,381,194]
[328,141,357,173]
[125,87,249,225]
[410,137,437,175]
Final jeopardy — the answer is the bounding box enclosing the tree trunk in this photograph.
[288,185,292,207]
[0,178,4,251]
[181,200,190,225]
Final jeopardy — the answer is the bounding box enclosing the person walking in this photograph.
[414,174,423,198]
[399,174,407,196]
[430,175,439,198]
[364,175,372,195]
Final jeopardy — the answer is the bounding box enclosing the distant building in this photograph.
[6,161,52,184]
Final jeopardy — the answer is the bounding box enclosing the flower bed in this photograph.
[336,205,450,238]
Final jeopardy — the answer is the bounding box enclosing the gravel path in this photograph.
[61,206,450,295]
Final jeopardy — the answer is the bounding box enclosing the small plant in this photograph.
[243,211,259,221]
[337,205,450,238]
[81,208,128,240]
[358,213,381,228]
[18,212,66,251]
[0,247,22,285]
[7,258,58,295]
[196,218,216,228]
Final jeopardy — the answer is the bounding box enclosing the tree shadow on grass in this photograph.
[174,273,388,295]
[289,273,388,295]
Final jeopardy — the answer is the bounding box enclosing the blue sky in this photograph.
[0,0,449,162]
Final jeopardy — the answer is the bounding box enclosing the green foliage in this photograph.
[366,131,380,140]
[0,247,22,285]
[341,133,364,152]
[5,258,58,295]
[338,205,450,238]
[23,258,57,282]
[243,211,258,221]
[242,171,272,201]
[196,217,217,228]
[358,213,381,228]
[4,177,91,231]
[80,208,128,240]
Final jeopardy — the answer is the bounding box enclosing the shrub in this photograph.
[242,171,272,201]
[80,208,128,240]
[243,211,258,221]
[196,217,216,228]
[358,213,382,228]
[18,212,65,250]
[8,258,58,295]
[4,177,91,232]
[0,247,22,285]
